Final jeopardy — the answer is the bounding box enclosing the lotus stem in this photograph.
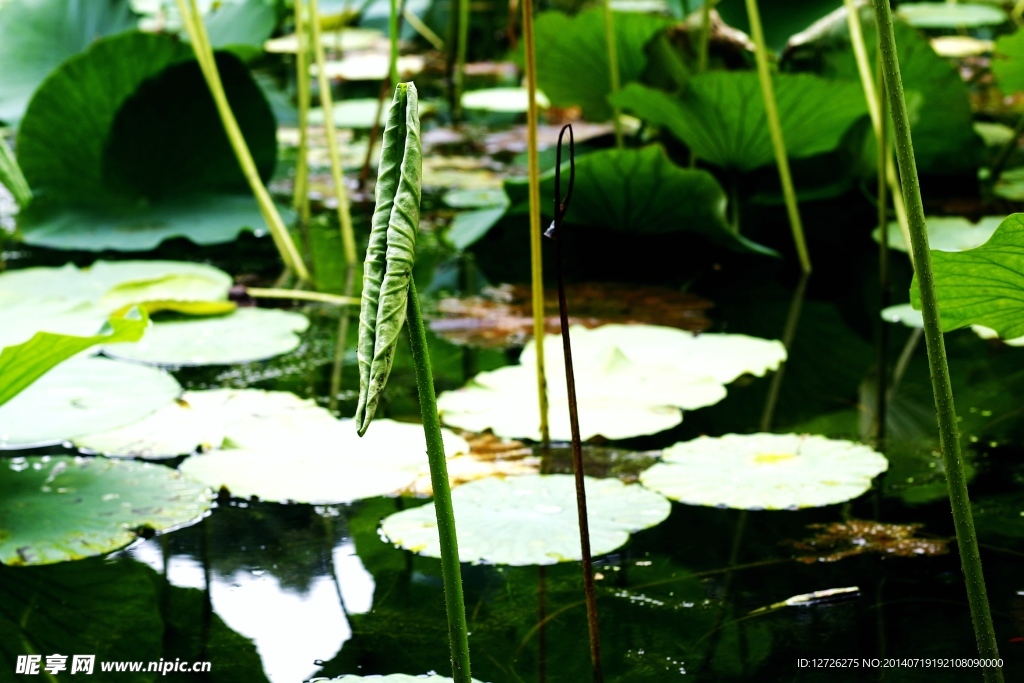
[697,0,712,74]
[389,0,400,87]
[176,0,310,283]
[744,0,811,274]
[602,0,623,148]
[404,4,444,50]
[0,135,31,209]
[758,272,808,432]
[407,278,473,683]
[545,124,603,683]
[309,0,358,268]
[329,268,357,414]
[293,0,311,226]
[872,2,1003,678]
[843,0,913,266]
[245,287,359,305]
[453,0,469,122]
[876,55,889,449]
[521,0,550,445]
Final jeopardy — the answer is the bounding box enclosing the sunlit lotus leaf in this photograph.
[440,325,782,440]
[311,53,424,81]
[897,3,1006,28]
[442,188,509,209]
[430,283,711,349]
[179,419,470,504]
[381,474,670,565]
[0,260,231,310]
[18,194,275,251]
[74,389,338,459]
[265,27,386,53]
[881,303,924,329]
[640,433,888,510]
[873,216,1002,253]
[0,455,212,565]
[103,308,309,366]
[931,36,993,58]
[0,356,181,449]
[310,98,388,129]
[461,88,550,113]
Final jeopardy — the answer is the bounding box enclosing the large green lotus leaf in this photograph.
[103,308,309,366]
[534,8,671,121]
[179,419,470,504]
[873,216,1002,254]
[639,433,888,510]
[505,146,773,255]
[0,557,161,674]
[910,213,1024,339]
[972,492,1024,539]
[202,0,276,51]
[0,356,180,448]
[896,3,1007,28]
[380,474,671,566]
[16,30,275,231]
[17,194,277,251]
[0,455,212,565]
[784,16,981,174]
[611,73,866,172]
[883,302,1024,346]
[75,388,339,458]
[0,0,136,125]
[993,28,1024,94]
[0,307,148,408]
[438,324,783,441]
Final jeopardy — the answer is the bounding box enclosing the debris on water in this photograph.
[786,520,951,563]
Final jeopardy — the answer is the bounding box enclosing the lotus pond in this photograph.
[2,0,1024,681]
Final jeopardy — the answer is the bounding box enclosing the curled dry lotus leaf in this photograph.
[0,455,212,565]
[639,433,888,510]
[381,474,671,566]
[355,83,422,435]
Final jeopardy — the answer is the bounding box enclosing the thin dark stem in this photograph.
[990,110,1024,183]
[758,272,808,432]
[544,124,602,683]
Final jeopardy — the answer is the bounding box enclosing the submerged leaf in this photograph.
[356,83,422,435]
[0,456,212,565]
[639,433,888,510]
[380,475,671,565]
[786,520,950,563]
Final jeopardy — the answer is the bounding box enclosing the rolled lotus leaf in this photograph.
[355,82,422,435]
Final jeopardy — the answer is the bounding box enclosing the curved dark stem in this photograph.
[544,124,603,682]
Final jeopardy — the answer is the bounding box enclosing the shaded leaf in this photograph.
[993,27,1024,95]
[0,456,211,565]
[611,73,867,172]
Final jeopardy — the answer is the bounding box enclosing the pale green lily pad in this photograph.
[103,308,309,366]
[380,474,671,566]
[18,194,274,251]
[74,388,339,459]
[873,216,1002,253]
[439,325,784,441]
[639,433,888,510]
[179,419,470,504]
[932,36,993,58]
[264,27,386,54]
[970,325,1024,346]
[461,88,550,113]
[974,121,1016,147]
[0,455,212,565]
[0,356,181,449]
[309,98,387,129]
[994,167,1024,201]
[442,188,509,209]
[896,3,1007,28]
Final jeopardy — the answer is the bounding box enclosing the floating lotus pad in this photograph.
[896,3,1007,28]
[438,325,783,441]
[461,88,550,113]
[74,389,339,458]
[0,455,212,565]
[0,356,181,449]
[640,433,888,510]
[179,419,470,504]
[881,303,1024,345]
[381,474,671,566]
[103,308,309,366]
[873,216,1002,254]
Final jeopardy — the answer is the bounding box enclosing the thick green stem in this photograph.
[602,1,623,148]
[389,0,400,88]
[696,0,712,74]
[309,0,358,267]
[406,278,473,683]
[744,0,811,274]
[293,0,311,225]
[522,0,550,445]
[872,2,1003,678]
[176,0,310,282]
[453,0,469,122]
